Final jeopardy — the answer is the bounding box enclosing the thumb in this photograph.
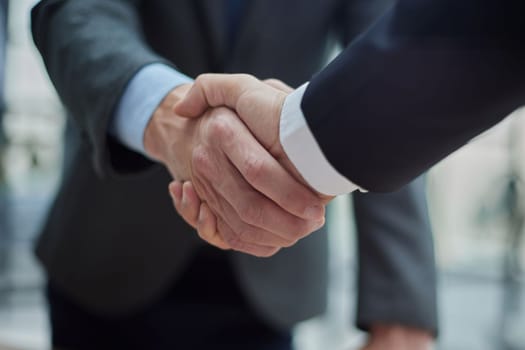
[263,79,294,93]
[174,73,260,117]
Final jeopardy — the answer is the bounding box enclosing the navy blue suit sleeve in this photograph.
[304,0,525,191]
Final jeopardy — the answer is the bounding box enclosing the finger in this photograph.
[191,144,324,242]
[206,111,325,221]
[169,181,183,203]
[214,189,301,248]
[168,181,191,225]
[170,181,230,251]
[181,181,201,224]
[216,217,281,258]
[196,202,230,250]
[191,165,299,247]
[174,73,259,118]
[223,131,325,222]
[263,79,294,93]
[168,181,199,228]
[176,76,287,165]
[223,149,326,235]
[190,172,283,254]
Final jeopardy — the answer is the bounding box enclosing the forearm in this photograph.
[303,0,525,191]
[32,0,168,175]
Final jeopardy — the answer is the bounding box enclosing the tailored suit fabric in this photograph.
[301,0,525,192]
[31,0,438,333]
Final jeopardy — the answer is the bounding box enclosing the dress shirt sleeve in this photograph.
[279,83,366,196]
[110,63,193,156]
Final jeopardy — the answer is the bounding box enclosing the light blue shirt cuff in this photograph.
[110,63,193,157]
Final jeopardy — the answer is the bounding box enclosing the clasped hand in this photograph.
[145,74,332,257]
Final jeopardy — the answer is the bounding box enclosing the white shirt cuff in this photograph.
[279,83,366,196]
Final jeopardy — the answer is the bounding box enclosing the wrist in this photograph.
[144,83,192,162]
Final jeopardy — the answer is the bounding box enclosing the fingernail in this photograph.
[304,205,324,220]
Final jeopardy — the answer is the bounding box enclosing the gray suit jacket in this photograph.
[31,0,438,333]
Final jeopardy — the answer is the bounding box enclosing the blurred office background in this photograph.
[1,1,524,349]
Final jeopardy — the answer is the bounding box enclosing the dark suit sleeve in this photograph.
[352,177,438,334]
[339,0,394,43]
[31,0,170,176]
[304,0,525,192]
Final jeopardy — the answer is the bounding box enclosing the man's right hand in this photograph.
[144,84,326,257]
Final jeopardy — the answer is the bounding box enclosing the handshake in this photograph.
[144,74,333,257]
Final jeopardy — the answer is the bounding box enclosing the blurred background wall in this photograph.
[0,1,524,349]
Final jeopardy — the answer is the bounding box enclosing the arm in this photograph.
[303,0,525,191]
[146,91,325,256]
[31,0,169,175]
[175,0,525,193]
[170,0,525,262]
[32,0,327,257]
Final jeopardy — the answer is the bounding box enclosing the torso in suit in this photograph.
[31,0,437,342]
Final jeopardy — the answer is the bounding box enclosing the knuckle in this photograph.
[282,238,298,248]
[208,115,234,141]
[191,146,213,176]
[238,228,263,244]
[296,220,316,238]
[265,78,280,85]
[282,221,310,241]
[209,106,232,117]
[191,149,208,174]
[242,156,265,185]
[224,236,245,252]
[196,73,224,105]
[256,247,280,258]
[279,191,297,210]
[195,74,211,85]
[238,228,294,248]
[239,203,264,226]
[237,73,256,83]
[216,220,240,247]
